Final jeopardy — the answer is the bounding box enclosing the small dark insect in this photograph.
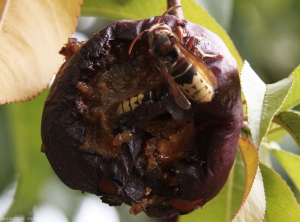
[128,5,220,111]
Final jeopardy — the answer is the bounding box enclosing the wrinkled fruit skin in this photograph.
[41,15,243,219]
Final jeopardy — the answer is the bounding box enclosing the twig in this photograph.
[167,0,184,19]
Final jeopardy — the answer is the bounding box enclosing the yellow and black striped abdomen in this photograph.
[117,88,165,115]
[172,59,214,103]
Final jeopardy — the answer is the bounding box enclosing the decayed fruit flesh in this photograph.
[41,15,243,219]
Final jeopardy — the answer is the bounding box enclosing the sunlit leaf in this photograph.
[0,0,82,104]
[240,61,266,146]
[232,138,265,222]
[81,0,161,19]
[0,0,6,19]
[267,146,300,191]
[261,163,300,221]
[5,92,52,216]
[81,0,243,69]
[273,111,300,148]
[179,151,245,222]
[280,64,300,111]
[232,168,265,222]
[237,138,259,203]
[241,61,293,147]
[261,77,293,139]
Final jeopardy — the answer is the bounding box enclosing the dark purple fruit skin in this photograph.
[41,15,243,219]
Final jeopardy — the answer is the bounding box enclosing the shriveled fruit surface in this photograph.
[41,15,243,219]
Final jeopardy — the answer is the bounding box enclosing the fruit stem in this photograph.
[167,0,184,19]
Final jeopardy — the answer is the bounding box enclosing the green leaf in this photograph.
[0,105,15,192]
[5,91,52,216]
[259,143,273,168]
[280,65,300,111]
[241,61,266,147]
[261,77,293,139]
[260,163,300,222]
[266,122,287,143]
[273,111,300,148]
[268,147,300,191]
[232,168,265,222]
[241,61,293,147]
[81,0,162,19]
[232,138,265,222]
[179,151,245,222]
[81,0,243,69]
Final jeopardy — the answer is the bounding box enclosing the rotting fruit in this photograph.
[41,14,243,219]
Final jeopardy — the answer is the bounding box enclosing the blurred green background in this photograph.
[1,0,300,221]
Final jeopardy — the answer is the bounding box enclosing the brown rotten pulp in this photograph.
[41,15,243,219]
